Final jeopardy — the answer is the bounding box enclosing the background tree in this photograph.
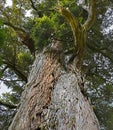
[0,0,113,129]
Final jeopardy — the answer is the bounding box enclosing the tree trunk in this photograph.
[8,51,100,130]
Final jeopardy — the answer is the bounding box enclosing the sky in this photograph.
[5,0,32,17]
[6,0,12,7]
[0,82,11,96]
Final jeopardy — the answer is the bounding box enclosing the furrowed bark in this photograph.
[8,51,100,130]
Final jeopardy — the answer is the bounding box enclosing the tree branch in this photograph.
[56,6,80,46]
[4,21,26,33]
[0,78,22,82]
[4,21,35,54]
[29,0,55,17]
[29,0,38,11]
[83,0,96,30]
[3,61,28,82]
[0,100,17,109]
[0,66,8,75]
[87,42,113,63]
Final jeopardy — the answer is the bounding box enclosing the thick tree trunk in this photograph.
[8,51,100,130]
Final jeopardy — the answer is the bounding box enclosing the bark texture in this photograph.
[8,52,100,130]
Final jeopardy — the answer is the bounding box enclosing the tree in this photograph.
[0,0,113,129]
[8,0,100,129]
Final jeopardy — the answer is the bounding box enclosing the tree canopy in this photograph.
[0,0,113,129]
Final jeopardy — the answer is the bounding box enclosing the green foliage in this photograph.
[0,57,3,66]
[16,52,34,71]
[0,19,6,47]
[0,0,113,129]
[32,15,56,51]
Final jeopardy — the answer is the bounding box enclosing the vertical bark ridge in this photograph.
[9,52,99,130]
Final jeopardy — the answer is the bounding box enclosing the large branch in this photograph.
[83,0,96,30]
[3,61,28,82]
[56,6,80,45]
[4,21,26,33]
[4,21,35,54]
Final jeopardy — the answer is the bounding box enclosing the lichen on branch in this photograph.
[56,0,96,68]
[83,0,96,30]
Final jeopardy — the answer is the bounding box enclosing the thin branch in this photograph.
[0,78,22,82]
[29,0,54,17]
[1,5,26,33]
[87,42,113,63]
[3,61,28,82]
[0,100,17,109]
[0,8,10,21]
[1,66,8,74]
[29,0,38,11]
